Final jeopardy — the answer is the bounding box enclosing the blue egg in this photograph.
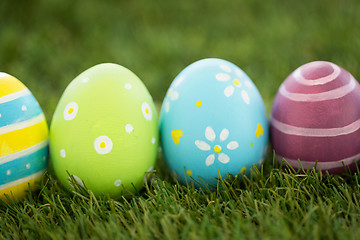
[160,58,269,187]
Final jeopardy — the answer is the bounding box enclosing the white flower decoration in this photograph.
[195,126,239,166]
[125,124,134,134]
[124,83,132,90]
[114,179,122,187]
[60,149,66,158]
[64,102,79,120]
[164,75,184,113]
[94,136,113,155]
[216,64,251,104]
[142,102,153,121]
[164,88,179,113]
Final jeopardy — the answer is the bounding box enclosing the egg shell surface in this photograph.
[0,72,49,200]
[50,63,158,198]
[270,61,360,173]
[160,58,268,186]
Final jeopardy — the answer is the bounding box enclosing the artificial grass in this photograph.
[1,153,360,239]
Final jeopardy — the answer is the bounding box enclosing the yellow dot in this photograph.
[233,79,241,86]
[68,108,74,114]
[196,100,202,107]
[100,142,106,148]
[186,170,193,176]
[250,142,254,148]
[240,167,247,174]
[214,145,222,153]
[145,108,149,114]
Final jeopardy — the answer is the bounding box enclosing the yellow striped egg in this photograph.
[0,72,48,201]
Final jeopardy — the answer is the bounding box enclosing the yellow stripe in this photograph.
[0,174,43,201]
[0,119,48,157]
[0,75,26,98]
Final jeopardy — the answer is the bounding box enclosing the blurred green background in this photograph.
[0,0,359,121]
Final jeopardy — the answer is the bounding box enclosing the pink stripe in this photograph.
[271,86,360,128]
[271,116,360,137]
[279,76,356,102]
[277,153,360,170]
[293,62,341,86]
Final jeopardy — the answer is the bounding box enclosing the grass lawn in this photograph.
[1,0,360,239]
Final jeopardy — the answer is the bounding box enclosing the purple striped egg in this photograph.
[270,61,360,173]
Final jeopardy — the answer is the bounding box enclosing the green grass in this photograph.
[1,158,360,239]
[1,0,360,239]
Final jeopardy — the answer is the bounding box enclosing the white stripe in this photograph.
[0,140,48,165]
[0,170,45,190]
[0,113,45,136]
[277,153,360,170]
[271,116,360,137]
[0,72,10,78]
[279,76,356,102]
[0,88,31,104]
[294,62,341,86]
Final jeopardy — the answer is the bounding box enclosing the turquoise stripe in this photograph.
[0,146,48,185]
[0,94,43,128]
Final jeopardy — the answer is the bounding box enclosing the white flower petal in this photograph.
[224,85,234,97]
[235,69,244,78]
[227,141,239,150]
[245,80,253,88]
[241,90,250,104]
[205,154,215,166]
[195,140,211,151]
[220,64,232,73]
[173,76,185,87]
[165,101,170,113]
[216,73,231,82]
[170,91,179,101]
[220,129,229,142]
[218,153,230,164]
[205,126,216,142]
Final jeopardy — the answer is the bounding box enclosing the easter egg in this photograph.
[50,63,158,198]
[160,58,268,186]
[270,61,360,173]
[0,73,48,201]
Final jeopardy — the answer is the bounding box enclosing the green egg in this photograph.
[50,63,158,198]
